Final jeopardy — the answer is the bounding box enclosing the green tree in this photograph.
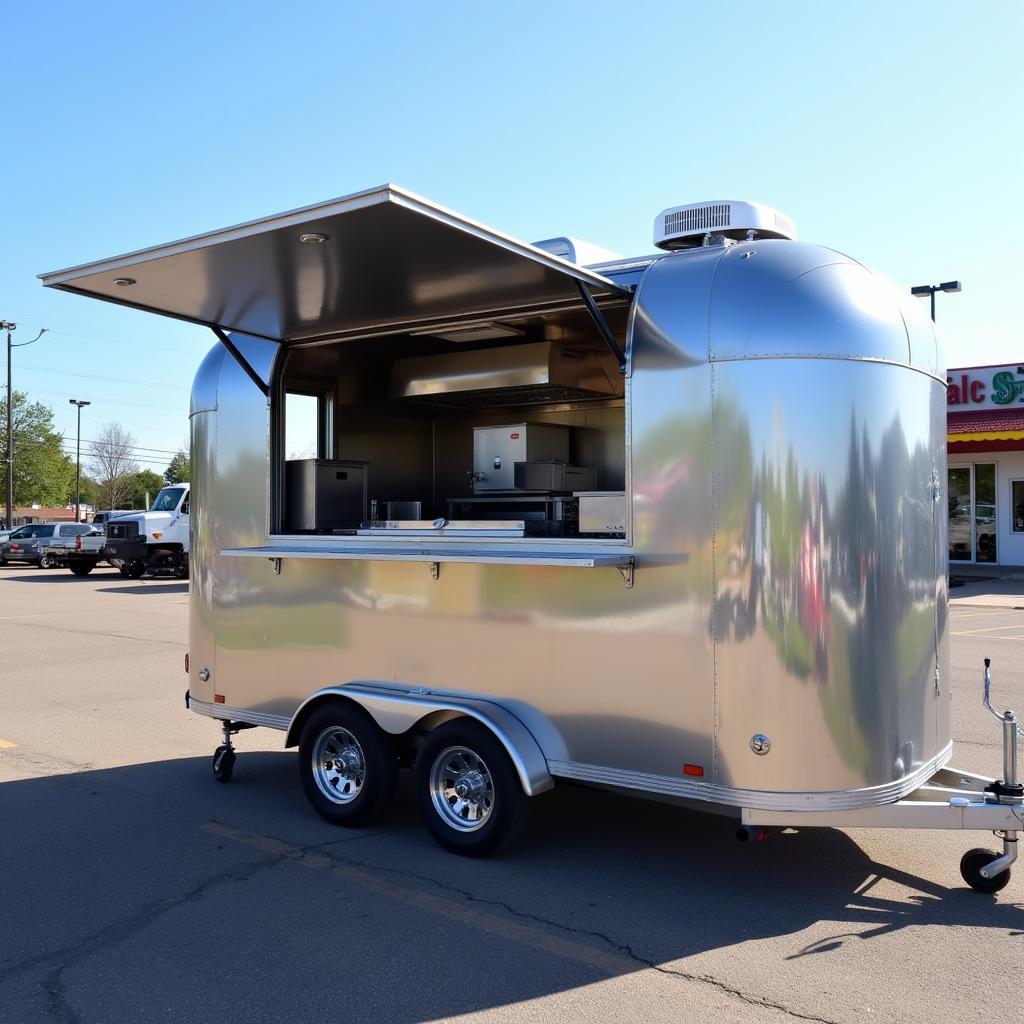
[164,449,191,485]
[128,469,165,510]
[0,391,75,507]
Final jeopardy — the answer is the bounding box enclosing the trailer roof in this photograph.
[39,185,630,345]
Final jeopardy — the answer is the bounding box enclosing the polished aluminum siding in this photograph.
[190,239,948,808]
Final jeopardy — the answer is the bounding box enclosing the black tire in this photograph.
[68,560,94,577]
[960,847,1011,893]
[119,561,145,579]
[174,556,190,580]
[39,554,55,569]
[298,703,399,826]
[415,719,529,858]
[212,745,236,783]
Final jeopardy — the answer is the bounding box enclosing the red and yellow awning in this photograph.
[948,410,1024,452]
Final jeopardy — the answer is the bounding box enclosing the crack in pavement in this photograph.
[1,853,288,1022]
[0,619,185,648]
[208,821,842,1024]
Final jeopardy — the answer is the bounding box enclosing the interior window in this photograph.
[285,392,321,459]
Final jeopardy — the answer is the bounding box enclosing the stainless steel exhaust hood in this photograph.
[390,341,623,406]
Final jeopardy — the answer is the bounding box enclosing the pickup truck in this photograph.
[103,484,190,579]
[51,528,110,576]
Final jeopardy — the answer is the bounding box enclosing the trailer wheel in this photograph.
[68,561,94,576]
[298,704,398,826]
[959,848,1011,893]
[212,744,236,783]
[415,719,528,858]
[39,554,55,569]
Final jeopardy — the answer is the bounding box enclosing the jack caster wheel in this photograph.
[415,719,529,858]
[212,744,236,783]
[959,847,1011,893]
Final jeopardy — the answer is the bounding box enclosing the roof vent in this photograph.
[532,236,623,266]
[653,200,796,250]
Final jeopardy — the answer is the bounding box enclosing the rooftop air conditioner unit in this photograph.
[653,200,797,250]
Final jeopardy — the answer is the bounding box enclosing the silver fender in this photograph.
[286,682,554,797]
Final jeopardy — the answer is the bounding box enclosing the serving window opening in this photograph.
[273,305,630,544]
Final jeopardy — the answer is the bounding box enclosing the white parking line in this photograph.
[0,613,42,620]
[950,624,1024,636]
[952,632,1024,641]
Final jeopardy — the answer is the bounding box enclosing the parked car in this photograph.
[0,522,94,568]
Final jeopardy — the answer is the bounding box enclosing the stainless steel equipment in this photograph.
[47,183,1022,892]
[285,459,368,531]
[390,342,622,407]
[471,424,569,492]
[576,491,626,535]
[513,462,595,492]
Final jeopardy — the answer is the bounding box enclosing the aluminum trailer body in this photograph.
[41,186,1022,886]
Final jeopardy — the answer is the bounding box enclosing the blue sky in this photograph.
[3,2,1022,471]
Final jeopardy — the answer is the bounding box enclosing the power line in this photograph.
[14,362,189,391]
[11,386,188,414]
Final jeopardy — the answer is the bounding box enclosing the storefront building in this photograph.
[947,363,1024,566]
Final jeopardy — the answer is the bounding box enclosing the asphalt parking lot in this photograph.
[1,566,1022,1024]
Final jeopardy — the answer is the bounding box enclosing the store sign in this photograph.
[948,365,1024,410]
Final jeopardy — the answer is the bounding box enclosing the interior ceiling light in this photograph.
[299,232,329,245]
[113,277,136,287]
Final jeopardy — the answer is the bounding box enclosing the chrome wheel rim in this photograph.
[311,726,366,804]
[429,745,494,832]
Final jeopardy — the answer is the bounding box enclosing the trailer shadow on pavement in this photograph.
[2,753,1021,1023]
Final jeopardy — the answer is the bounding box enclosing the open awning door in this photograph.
[39,185,630,346]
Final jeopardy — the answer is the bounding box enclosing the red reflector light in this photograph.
[213,694,225,704]
[683,763,704,777]
[75,535,82,551]
[184,653,190,674]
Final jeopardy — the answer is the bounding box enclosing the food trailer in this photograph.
[41,186,1022,888]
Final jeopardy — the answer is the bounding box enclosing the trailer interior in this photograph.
[275,304,629,541]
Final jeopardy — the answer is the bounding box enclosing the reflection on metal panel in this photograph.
[710,242,912,364]
[711,359,944,793]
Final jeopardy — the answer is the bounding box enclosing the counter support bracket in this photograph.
[618,558,635,589]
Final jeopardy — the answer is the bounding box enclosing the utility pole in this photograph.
[69,399,91,521]
[3,322,49,530]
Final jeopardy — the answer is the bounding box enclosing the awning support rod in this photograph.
[576,281,627,374]
[211,326,270,397]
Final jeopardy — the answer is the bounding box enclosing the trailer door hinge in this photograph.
[934,665,941,696]
[618,558,635,589]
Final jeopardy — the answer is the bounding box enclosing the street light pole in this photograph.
[4,322,12,531]
[3,322,49,530]
[911,281,962,322]
[69,399,91,521]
